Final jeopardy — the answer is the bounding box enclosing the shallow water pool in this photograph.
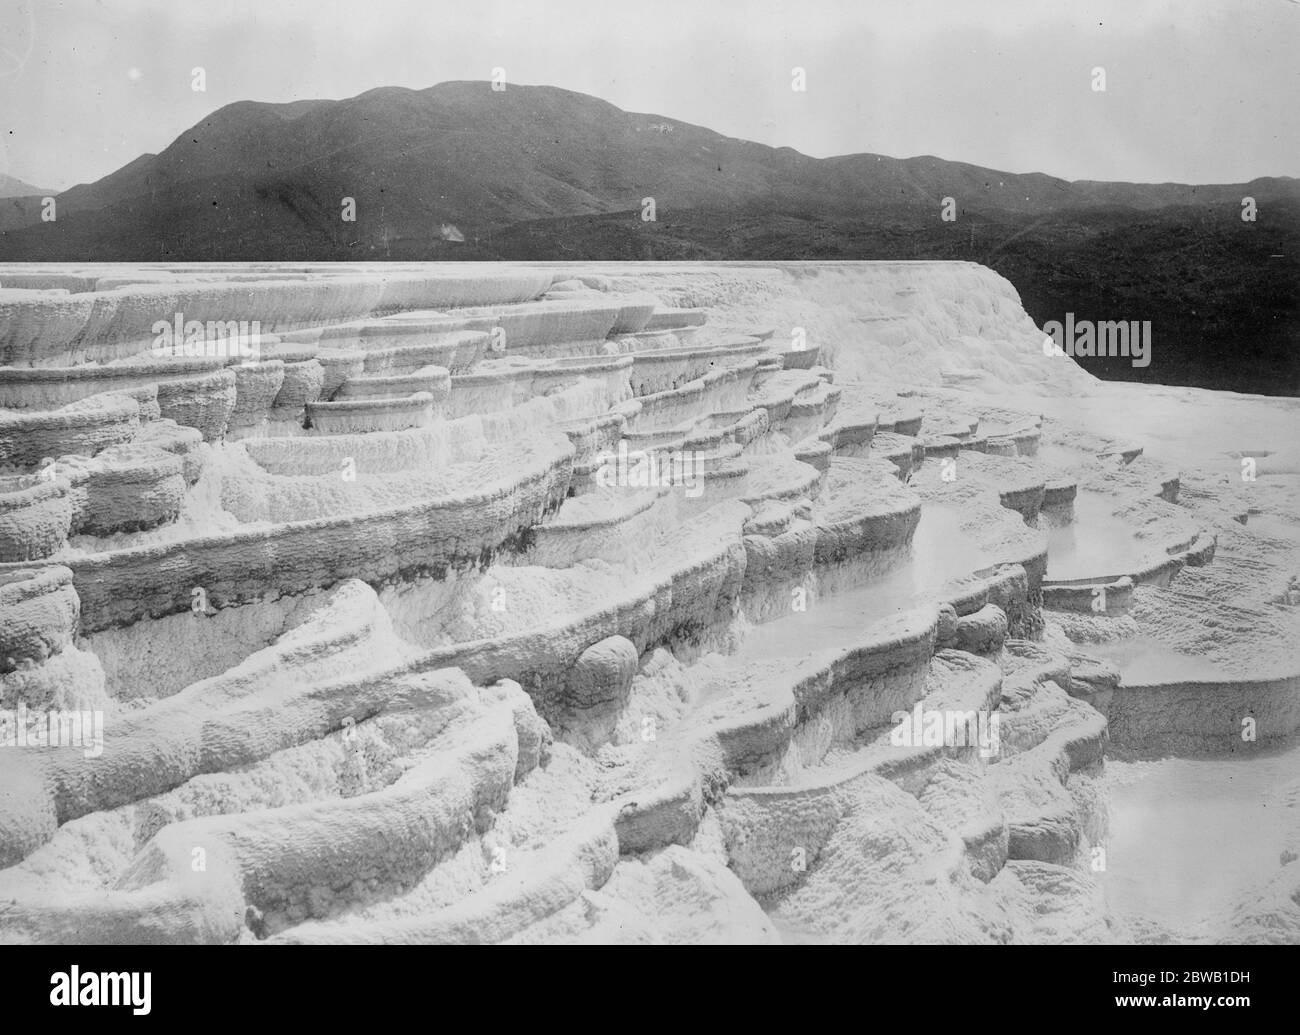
[1044,490,1158,582]
[738,504,991,663]
[1102,741,1300,935]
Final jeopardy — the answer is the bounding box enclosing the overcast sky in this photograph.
[1,0,1297,191]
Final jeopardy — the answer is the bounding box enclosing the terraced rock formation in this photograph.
[0,261,1297,944]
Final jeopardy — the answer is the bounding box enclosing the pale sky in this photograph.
[1,0,1297,192]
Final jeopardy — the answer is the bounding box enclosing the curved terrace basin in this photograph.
[1043,490,1156,582]
[739,505,992,663]
[1084,636,1232,685]
[1103,740,1300,938]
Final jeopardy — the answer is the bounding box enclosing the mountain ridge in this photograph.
[0,172,53,199]
[8,81,1297,254]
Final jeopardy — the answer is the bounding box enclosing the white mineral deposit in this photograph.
[1,260,1296,945]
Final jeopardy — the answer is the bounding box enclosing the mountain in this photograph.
[0,173,52,199]
[5,82,1297,258]
[0,82,1296,394]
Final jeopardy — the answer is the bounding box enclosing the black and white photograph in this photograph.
[0,0,1296,1014]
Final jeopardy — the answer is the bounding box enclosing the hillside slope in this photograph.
[4,82,1296,258]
